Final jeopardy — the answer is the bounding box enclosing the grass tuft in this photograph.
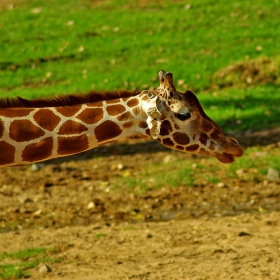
[0,247,59,279]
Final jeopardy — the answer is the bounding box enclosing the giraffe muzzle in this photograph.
[216,137,244,163]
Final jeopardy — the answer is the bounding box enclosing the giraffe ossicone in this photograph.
[0,70,243,167]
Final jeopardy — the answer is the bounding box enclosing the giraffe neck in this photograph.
[0,95,149,167]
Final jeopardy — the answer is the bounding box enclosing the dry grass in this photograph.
[213,57,280,88]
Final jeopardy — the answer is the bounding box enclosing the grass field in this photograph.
[0,0,279,132]
[0,1,279,278]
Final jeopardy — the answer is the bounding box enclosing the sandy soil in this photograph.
[0,128,280,279]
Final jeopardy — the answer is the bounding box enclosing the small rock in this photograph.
[217,182,225,188]
[17,196,33,204]
[238,231,251,237]
[38,262,52,274]
[163,155,175,163]
[87,201,95,210]
[31,163,44,171]
[117,163,124,170]
[33,209,42,217]
[267,168,280,181]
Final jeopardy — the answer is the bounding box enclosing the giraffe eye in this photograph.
[176,112,191,121]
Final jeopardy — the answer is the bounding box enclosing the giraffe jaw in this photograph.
[215,147,244,163]
[216,152,236,163]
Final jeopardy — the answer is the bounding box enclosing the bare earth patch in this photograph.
[0,128,280,279]
[2,212,280,279]
[212,57,280,88]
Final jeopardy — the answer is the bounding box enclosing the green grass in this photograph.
[94,232,107,239]
[0,247,54,279]
[0,0,279,133]
[119,159,196,193]
[199,85,280,132]
[115,144,280,193]
[227,146,280,178]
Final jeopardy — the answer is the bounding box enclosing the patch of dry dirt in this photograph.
[2,212,280,279]
[212,57,280,88]
[0,128,280,279]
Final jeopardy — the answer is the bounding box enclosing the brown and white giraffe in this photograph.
[0,70,243,168]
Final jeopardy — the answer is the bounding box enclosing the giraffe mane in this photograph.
[0,90,141,108]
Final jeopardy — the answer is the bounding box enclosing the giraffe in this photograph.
[0,70,243,168]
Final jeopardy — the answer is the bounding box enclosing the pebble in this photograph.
[87,201,95,210]
[38,262,52,274]
[267,168,280,181]
[217,182,225,188]
[31,163,44,171]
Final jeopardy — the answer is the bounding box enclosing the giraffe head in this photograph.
[141,70,244,163]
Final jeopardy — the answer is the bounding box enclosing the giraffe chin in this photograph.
[216,153,235,164]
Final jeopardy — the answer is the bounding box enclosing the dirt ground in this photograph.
[0,128,280,279]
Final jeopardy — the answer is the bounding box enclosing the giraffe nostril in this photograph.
[230,137,239,145]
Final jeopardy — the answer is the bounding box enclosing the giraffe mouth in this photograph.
[215,138,244,163]
[216,147,244,163]
[216,153,236,163]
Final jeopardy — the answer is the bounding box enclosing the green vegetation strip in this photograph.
[0,247,59,279]
[116,146,280,193]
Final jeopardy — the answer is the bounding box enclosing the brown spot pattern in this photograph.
[95,120,122,142]
[210,129,221,142]
[22,137,53,162]
[127,98,139,107]
[162,138,174,147]
[0,141,15,165]
[186,144,199,152]
[76,108,103,124]
[58,120,88,135]
[106,99,120,104]
[138,121,147,129]
[33,109,61,131]
[87,101,103,107]
[202,120,214,133]
[57,134,89,155]
[117,111,133,122]
[9,120,45,142]
[56,106,82,117]
[106,105,126,116]
[132,107,141,115]
[199,133,208,146]
[173,132,190,145]
[160,120,173,136]
[0,108,32,118]
[176,145,184,151]
[123,121,134,128]
[0,119,4,138]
